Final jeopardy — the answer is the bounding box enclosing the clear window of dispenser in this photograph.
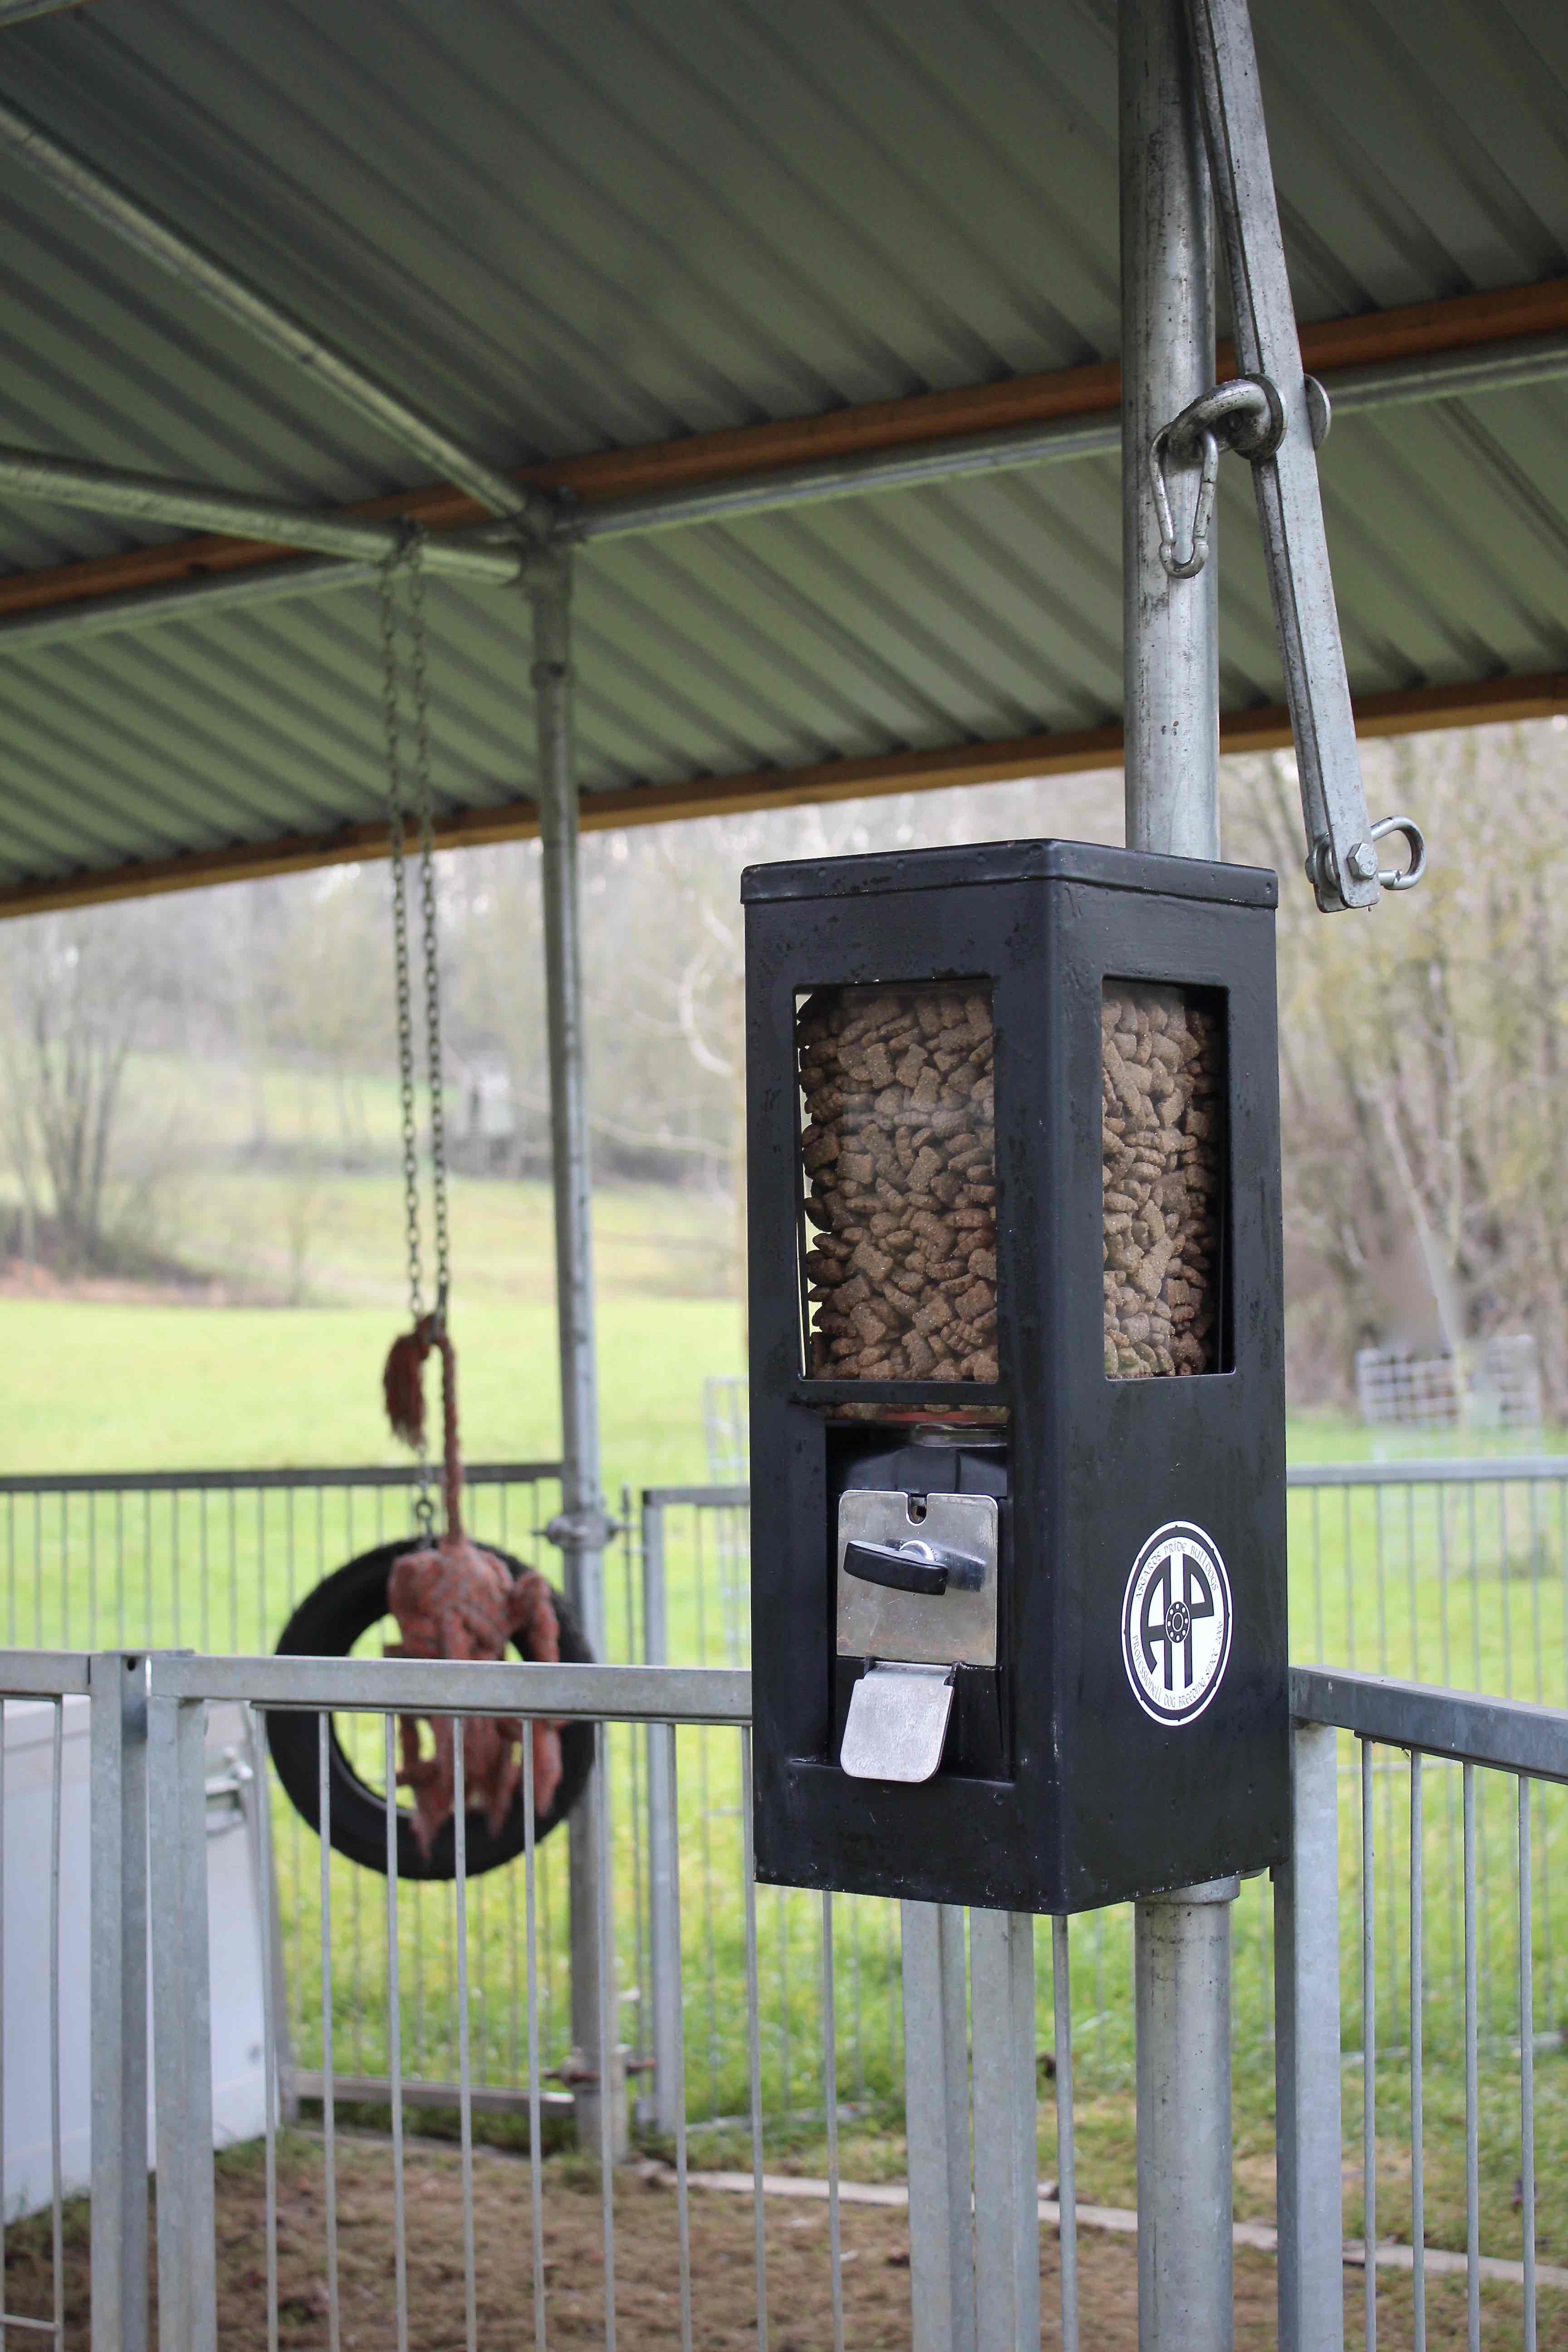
[1102,980,1226,1378]
[797,984,997,1382]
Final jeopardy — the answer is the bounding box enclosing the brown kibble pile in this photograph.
[799,985,998,1382]
[1102,982,1221,1378]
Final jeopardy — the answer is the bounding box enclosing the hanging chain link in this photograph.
[379,525,448,1536]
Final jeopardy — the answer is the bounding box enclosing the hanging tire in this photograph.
[266,1538,595,1881]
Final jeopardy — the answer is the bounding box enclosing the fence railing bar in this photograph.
[0,1462,563,1497]
[1292,1668,1568,1783]
[0,1655,90,1698]
[151,1653,752,1721]
[1285,1460,1568,1489]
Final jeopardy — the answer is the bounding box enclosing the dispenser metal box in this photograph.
[742,839,1288,1913]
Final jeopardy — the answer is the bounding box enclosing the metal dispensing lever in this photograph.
[1159,0,1426,913]
[842,1535,986,1597]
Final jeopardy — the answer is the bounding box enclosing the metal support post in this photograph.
[1121,0,1219,863]
[642,1497,681,2135]
[89,1651,149,2352]
[970,1910,1041,2352]
[1135,1877,1239,2352]
[901,1902,976,2352]
[1122,2,1234,2343]
[147,1691,218,2352]
[527,552,625,2157]
[1274,1724,1345,2352]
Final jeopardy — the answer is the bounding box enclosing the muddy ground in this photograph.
[3,2132,1554,2348]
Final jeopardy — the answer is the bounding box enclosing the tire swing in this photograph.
[267,535,592,1881]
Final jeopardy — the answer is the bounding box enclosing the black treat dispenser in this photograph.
[742,839,1288,1913]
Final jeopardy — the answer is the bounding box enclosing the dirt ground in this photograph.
[3,2132,1556,2349]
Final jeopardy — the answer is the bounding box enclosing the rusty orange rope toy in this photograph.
[381,1317,564,1857]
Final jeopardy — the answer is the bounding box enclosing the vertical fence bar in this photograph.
[89,1651,149,2352]
[970,1909,1040,2352]
[1050,1918,1079,2352]
[645,1501,681,2133]
[318,1717,341,2352]
[593,1723,619,2352]
[522,1731,548,2352]
[1463,1763,1480,2352]
[1410,1753,1426,2352]
[148,1688,217,2352]
[1361,1740,1377,2352]
[47,1701,63,2348]
[900,1902,975,2352]
[383,1715,409,2352]
[663,1730,695,2352]
[740,1730,769,2352]
[1275,1721,1343,2352]
[249,1709,280,2352]
[822,1893,844,2352]
[1519,1774,1536,2352]
[453,1730,478,2352]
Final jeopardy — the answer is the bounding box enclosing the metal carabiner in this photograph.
[1150,424,1220,580]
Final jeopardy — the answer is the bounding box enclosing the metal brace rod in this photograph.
[0,446,528,581]
[0,328,1560,659]
[0,0,92,22]
[1180,0,1389,911]
[0,92,553,534]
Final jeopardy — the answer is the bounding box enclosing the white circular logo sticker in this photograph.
[1121,1521,1232,1726]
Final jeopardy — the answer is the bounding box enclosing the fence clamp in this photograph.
[544,1503,626,1555]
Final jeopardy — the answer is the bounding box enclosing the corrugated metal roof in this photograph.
[0,0,1564,897]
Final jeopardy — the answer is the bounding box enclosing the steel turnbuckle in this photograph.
[1151,375,1294,580]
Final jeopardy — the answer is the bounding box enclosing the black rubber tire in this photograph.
[266,1538,594,1881]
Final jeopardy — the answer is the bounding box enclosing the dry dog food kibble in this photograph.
[798,984,998,1382]
[1102,980,1222,1379]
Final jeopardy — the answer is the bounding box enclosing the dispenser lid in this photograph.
[740,836,1278,909]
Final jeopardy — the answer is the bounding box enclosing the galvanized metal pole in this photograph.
[525,551,625,2157]
[1122,0,1219,862]
[900,1902,976,2352]
[1274,1724,1345,2352]
[1122,2,1235,2346]
[89,1651,149,2352]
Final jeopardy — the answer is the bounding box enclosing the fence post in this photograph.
[1275,1722,1345,2352]
[147,1685,218,2352]
[89,1651,149,2352]
[970,1910,1041,2352]
[643,1492,684,2136]
[901,1901,975,2352]
[1134,1877,1239,2352]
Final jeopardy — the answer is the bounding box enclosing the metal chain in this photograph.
[379,528,448,1535]
[405,537,451,1322]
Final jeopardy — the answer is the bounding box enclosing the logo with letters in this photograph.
[1121,1521,1232,1726]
